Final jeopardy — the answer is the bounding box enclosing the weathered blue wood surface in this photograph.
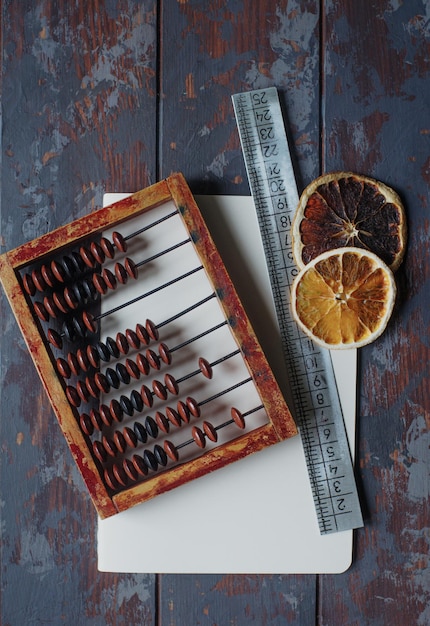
[1,1,428,624]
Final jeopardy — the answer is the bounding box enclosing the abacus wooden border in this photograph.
[0,173,297,518]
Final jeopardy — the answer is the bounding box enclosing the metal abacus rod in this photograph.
[21,209,179,296]
[32,237,192,322]
[46,264,205,349]
[102,403,263,491]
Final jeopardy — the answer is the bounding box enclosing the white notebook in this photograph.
[97,194,357,574]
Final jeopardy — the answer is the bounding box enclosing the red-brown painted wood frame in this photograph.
[0,173,297,518]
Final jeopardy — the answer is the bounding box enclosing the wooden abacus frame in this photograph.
[0,173,297,518]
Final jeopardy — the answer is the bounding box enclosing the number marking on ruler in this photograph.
[232,87,363,534]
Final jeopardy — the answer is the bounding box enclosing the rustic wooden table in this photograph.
[1,2,429,624]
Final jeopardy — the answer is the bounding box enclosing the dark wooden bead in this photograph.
[90,409,104,431]
[152,379,167,400]
[199,357,213,379]
[178,400,191,423]
[104,467,117,491]
[164,440,178,462]
[146,349,160,370]
[122,426,138,449]
[112,231,127,253]
[67,352,80,376]
[116,332,129,355]
[43,296,59,318]
[80,245,96,268]
[166,407,181,427]
[105,336,119,358]
[124,257,137,279]
[22,273,36,296]
[95,372,110,394]
[113,431,127,454]
[143,449,158,471]
[164,374,179,395]
[158,343,172,365]
[92,273,107,295]
[186,396,200,418]
[66,385,81,407]
[99,404,113,426]
[34,301,49,321]
[109,399,123,423]
[146,319,159,341]
[76,380,90,403]
[47,329,62,349]
[116,362,131,385]
[105,367,120,389]
[62,320,76,343]
[41,264,56,288]
[85,375,100,399]
[145,416,158,439]
[112,463,128,487]
[76,348,90,372]
[192,426,206,448]
[155,411,170,433]
[203,421,217,442]
[82,311,97,333]
[123,458,139,481]
[140,385,153,408]
[133,422,148,444]
[130,389,143,413]
[93,440,107,463]
[86,345,100,369]
[95,341,110,362]
[119,394,134,416]
[100,236,115,259]
[114,262,128,284]
[56,357,71,379]
[63,287,79,311]
[125,358,140,380]
[79,413,94,436]
[135,323,149,345]
[231,407,245,429]
[131,454,148,477]
[32,269,47,292]
[52,292,68,314]
[136,353,150,375]
[90,241,105,264]
[154,444,168,467]
[102,436,117,458]
[50,260,66,283]
[102,267,117,290]
[125,328,140,350]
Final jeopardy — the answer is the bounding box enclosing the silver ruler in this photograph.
[232,87,363,534]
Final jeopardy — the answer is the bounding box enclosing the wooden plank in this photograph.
[160,574,317,625]
[158,2,321,624]
[0,1,158,623]
[319,1,430,624]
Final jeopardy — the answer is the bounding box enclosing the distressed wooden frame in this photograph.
[0,173,296,518]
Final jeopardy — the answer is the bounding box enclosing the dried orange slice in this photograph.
[291,247,396,349]
[292,172,407,272]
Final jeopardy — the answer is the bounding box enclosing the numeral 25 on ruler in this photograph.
[232,87,363,534]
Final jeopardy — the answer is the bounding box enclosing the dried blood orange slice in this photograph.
[292,172,407,272]
[291,247,396,349]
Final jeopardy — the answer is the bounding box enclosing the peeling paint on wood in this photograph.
[1,0,429,624]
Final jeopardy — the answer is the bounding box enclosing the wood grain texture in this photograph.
[319,2,430,625]
[1,0,429,624]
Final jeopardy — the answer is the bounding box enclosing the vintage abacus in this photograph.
[0,173,297,518]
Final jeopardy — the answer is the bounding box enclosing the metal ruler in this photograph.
[232,87,363,534]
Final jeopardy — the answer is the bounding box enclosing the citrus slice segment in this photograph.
[291,247,396,349]
[292,171,407,271]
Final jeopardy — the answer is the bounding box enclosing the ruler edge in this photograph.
[231,87,363,534]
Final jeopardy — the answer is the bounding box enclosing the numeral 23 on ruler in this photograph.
[232,87,363,534]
